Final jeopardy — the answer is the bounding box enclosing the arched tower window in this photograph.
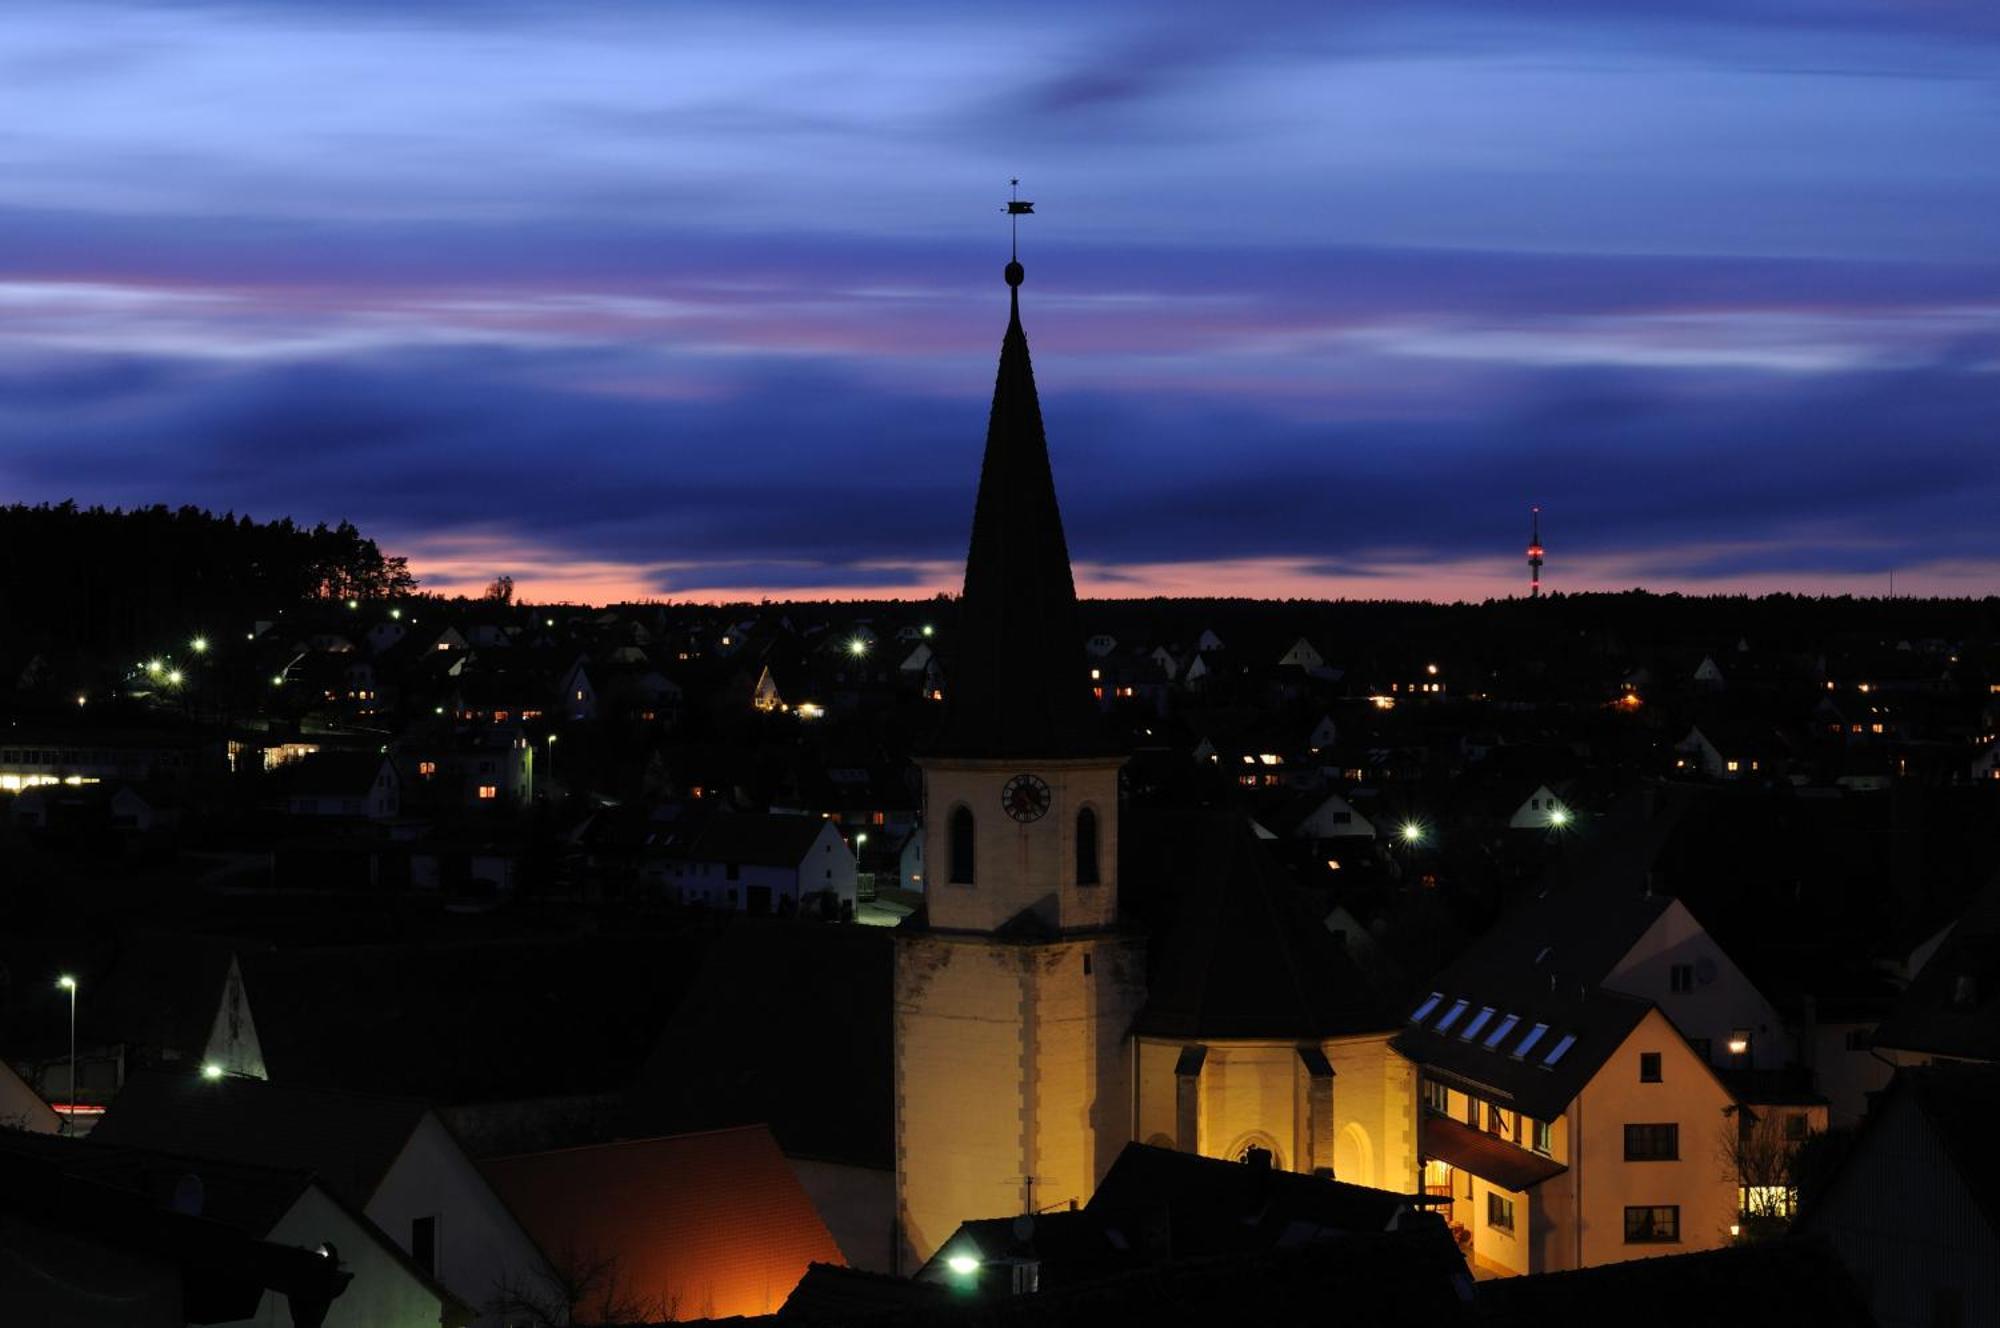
[949,806,976,885]
[1076,806,1100,885]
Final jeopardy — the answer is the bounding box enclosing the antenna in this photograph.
[1526,505,1545,599]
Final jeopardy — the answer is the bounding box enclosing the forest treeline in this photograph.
[0,502,415,657]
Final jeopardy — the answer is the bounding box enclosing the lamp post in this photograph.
[546,734,558,789]
[56,975,77,1135]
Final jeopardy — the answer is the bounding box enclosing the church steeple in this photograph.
[936,259,1101,758]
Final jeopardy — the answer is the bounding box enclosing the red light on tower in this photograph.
[1527,506,1544,598]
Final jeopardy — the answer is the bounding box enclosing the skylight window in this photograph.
[1483,1014,1520,1050]
[1513,1023,1550,1060]
[1434,999,1470,1034]
[1460,1007,1495,1042]
[1542,1033,1578,1067]
[1410,992,1443,1024]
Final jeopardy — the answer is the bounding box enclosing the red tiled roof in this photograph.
[1421,1114,1567,1192]
[481,1125,842,1321]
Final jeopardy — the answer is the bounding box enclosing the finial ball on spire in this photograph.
[1005,259,1025,287]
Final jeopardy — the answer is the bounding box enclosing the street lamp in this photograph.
[190,636,209,654]
[1399,820,1426,846]
[56,975,77,1135]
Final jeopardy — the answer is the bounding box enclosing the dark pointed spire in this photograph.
[934,259,1103,758]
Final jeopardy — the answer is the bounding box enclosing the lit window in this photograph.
[1434,999,1470,1034]
[1460,1007,1495,1042]
[418,761,437,778]
[1513,1023,1549,1060]
[477,785,498,800]
[1409,992,1443,1024]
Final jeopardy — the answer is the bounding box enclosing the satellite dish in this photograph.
[1011,1214,1035,1243]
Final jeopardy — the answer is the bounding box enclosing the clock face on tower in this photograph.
[1001,773,1052,823]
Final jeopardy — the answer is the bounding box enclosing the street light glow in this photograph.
[848,638,869,657]
[191,636,209,653]
[165,669,184,686]
[57,975,76,991]
[1549,807,1570,827]
[946,1254,980,1277]
[202,1062,225,1081]
[1400,820,1425,845]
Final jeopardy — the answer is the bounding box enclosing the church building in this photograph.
[892,250,1416,1272]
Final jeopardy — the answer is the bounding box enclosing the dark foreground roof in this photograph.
[0,1134,352,1325]
[1085,1143,1429,1258]
[872,1233,1468,1327]
[1478,1237,1875,1328]
[1874,876,2000,1063]
[91,1069,431,1210]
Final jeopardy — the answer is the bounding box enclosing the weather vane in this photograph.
[1005,178,1034,261]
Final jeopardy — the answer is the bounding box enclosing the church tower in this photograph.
[892,251,1147,1271]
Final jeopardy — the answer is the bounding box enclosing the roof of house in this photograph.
[931,264,1105,760]
[482,1125,842,1322]
[89,1069,431,1210]
[1084,1143,1425,1257]
[1804,1061,2000,1242]
[680,812,834,869]
[1393,986,1654,1123]
[1134,817,1401,1042]
[777,1263,953,1322]
[1477,1236,1872,1328]
[921,1210,1145,1290]
[773,1225,1473,1327]
[1873,875,2000,1062]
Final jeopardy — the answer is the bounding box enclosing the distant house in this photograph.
[1278,637,1327,672]
[275,752,399,821]
[1508,784,1574,831]
[92,1070,548,1328]
[1675,722,1779,780]
[653,812,855,914]
[481,1126,844,1321]
[1288,790,1377,842]
[557,658,598,721]
[1802,1064,2000,1328]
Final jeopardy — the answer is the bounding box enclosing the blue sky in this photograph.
[2,0,1997,600]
